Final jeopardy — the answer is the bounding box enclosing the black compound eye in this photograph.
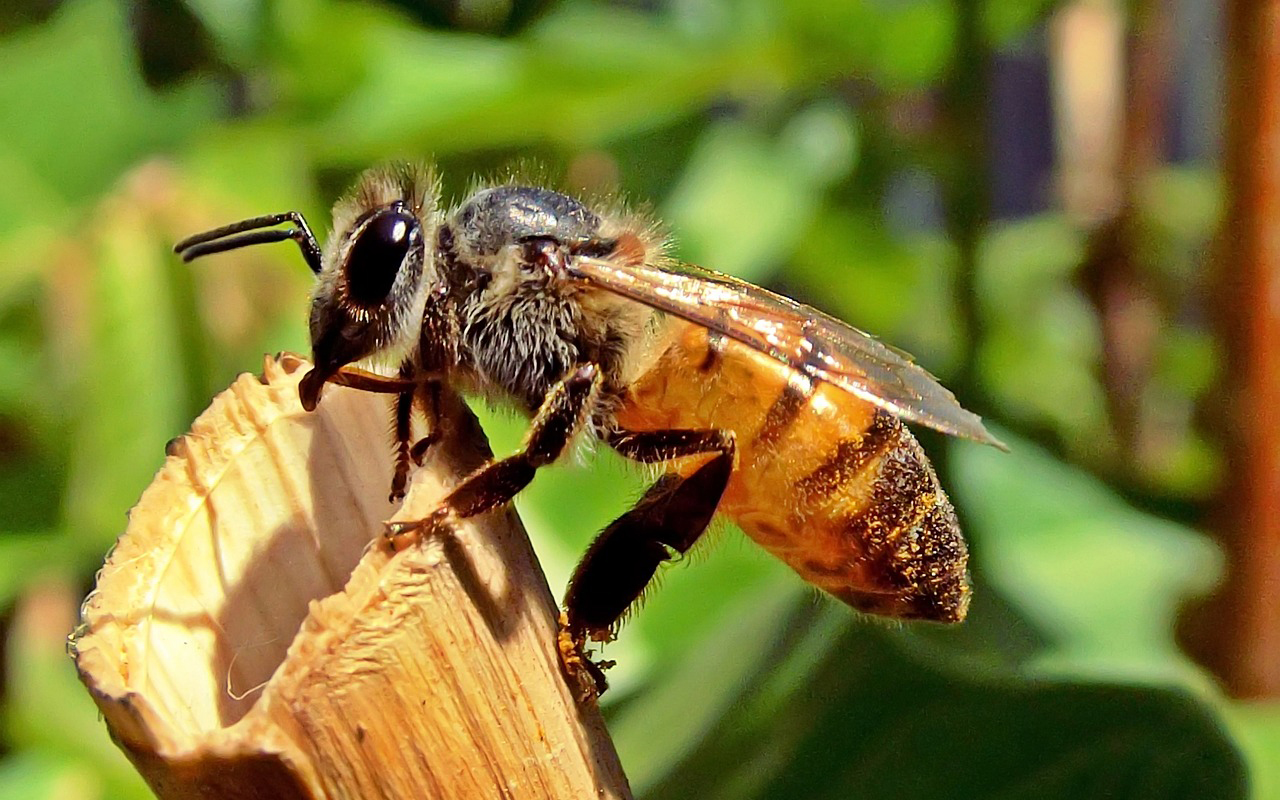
[345,208,419,307]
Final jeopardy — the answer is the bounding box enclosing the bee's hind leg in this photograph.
[562,428,735,660]
[384,363,604,549]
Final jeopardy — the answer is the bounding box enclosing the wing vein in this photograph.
[568,257,1005,449]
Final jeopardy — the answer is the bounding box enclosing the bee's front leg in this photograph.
[306,364,418,397]
[389,387,415,503]
[388,370,446,503]
[384,363,603,549]
[299,363,439,502]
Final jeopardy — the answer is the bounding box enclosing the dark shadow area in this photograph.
[205,408,394,727]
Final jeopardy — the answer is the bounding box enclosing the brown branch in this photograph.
[1192,0,1280,700]
[1053,0,1172,466]
[70,354,631,797]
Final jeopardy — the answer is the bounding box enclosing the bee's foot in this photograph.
[556,612,612,701]
[383,507,452,551]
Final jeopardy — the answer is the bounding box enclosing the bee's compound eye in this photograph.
[346,209,420,307]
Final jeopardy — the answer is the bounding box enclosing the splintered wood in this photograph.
[71,354,630,800]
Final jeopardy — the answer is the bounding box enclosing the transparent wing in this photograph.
[568,257,1005,449]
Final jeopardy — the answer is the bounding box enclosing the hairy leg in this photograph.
[384,363,603,548]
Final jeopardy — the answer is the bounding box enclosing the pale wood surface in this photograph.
[72,354,631,799]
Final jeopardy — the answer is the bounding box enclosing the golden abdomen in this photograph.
[613,322,970,622]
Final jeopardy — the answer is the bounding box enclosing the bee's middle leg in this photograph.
[384,363,603,548]
[388,389,415,503]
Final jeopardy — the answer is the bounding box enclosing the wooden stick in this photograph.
[71,354,631,799]
[1193,0,1280,699]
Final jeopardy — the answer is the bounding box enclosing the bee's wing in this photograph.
[569,257,1006,449]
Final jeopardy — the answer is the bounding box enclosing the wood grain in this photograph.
[71,353,631,798]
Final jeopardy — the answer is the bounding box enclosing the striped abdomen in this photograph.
[613,322,970,622]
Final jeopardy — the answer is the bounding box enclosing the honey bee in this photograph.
[176,163,1003,691]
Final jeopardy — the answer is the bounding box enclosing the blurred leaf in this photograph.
[301,4,735,160]
[60,176,192,562]
[1138,167,1222,251]
[1153,327,1218,398]
[779,0,955,89]
[644,611,1245,800]
[0,0,217,203]
[0,532,69,611]
[978,214,1085,301]
[0,293,63,455]
[0,752,100,800]
[789,211,961,373]
[609,583,809,794]
[977,216,1109,447]
[870,0,955,88]
[5,582,152,800]
[778,101,860,184]
[663,113,854,281]
[1221,702,1280,800]
[951,429,1222,681]
[983,0,1058,46]
[0,456,62,533]
[1137,167,1223,292]
[0,149,66,307]
[294,1,879,164]
[180,0,263,68]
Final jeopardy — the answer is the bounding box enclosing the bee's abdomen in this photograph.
[615,323,970,623]
[791,417,969,621]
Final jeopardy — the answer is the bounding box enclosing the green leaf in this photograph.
[1221,703,1280,800]
[0,532,71,611]
[297,2,832,164]
[60,198,192,563]
[983,0,1058,46]
[0,148,66,308]
[779,0,955,89]
[5,585,153,800]
[789,212,961,373]
[662,117,853,281]
[302,4,735,161]
[609,583,810,795]
[950,429,1223,680]
[977,216,1107,445]
[0,0,217,204]
[642,612,1245,800]
[0,752,99,800]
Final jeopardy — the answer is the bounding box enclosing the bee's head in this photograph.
[300,164,439,410]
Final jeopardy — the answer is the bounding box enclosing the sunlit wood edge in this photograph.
[70,353,630,799]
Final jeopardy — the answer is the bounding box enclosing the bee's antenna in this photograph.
[174,211,322,274]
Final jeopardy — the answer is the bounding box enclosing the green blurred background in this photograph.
[1,0,1276,797]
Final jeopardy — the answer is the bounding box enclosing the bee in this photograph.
[175,163,1003,692]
